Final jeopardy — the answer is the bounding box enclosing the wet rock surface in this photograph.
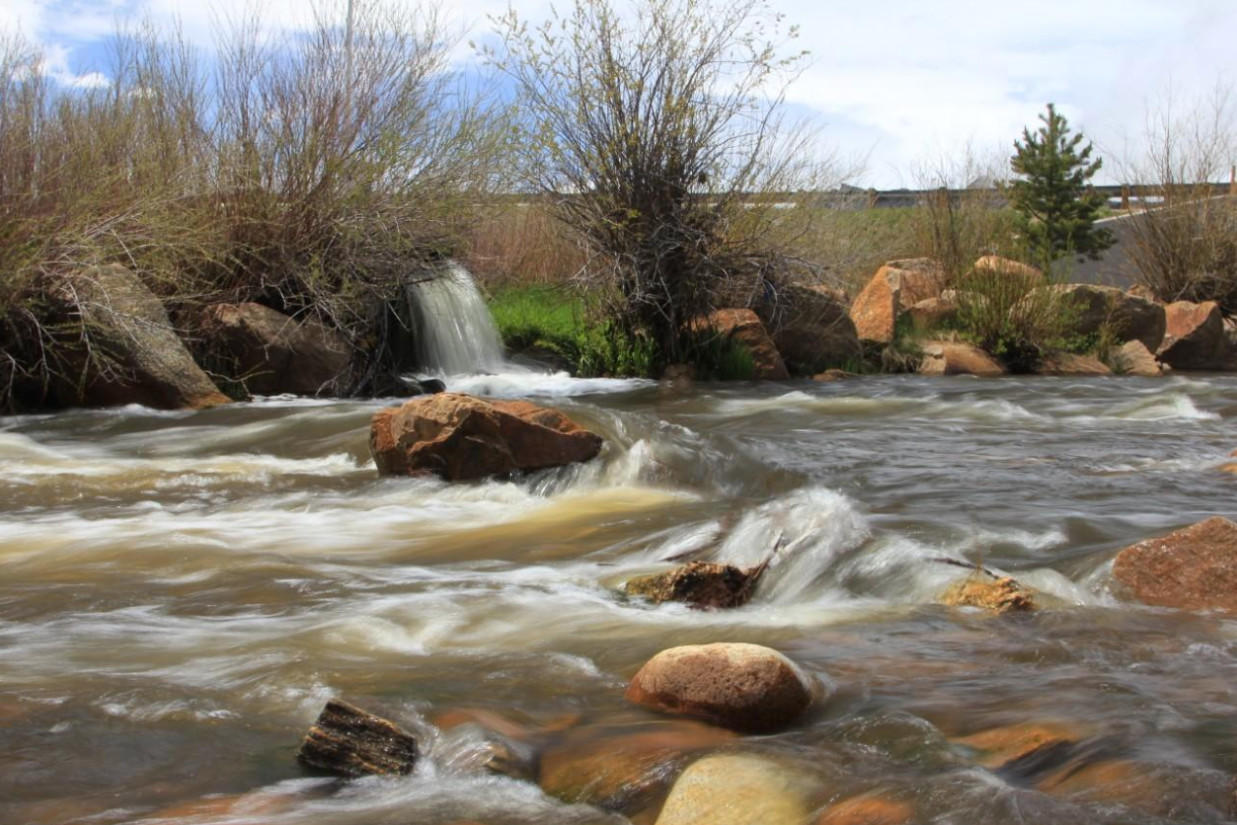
[1112,516,1237,612]
[370,392,603,480]
[625,643,816,733]
[624,560,768,609]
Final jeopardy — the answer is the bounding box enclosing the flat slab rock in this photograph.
[1112,517,1237,612]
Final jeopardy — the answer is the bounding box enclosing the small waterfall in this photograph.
[407,261,506,375]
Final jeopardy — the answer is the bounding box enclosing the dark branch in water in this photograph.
[927,555,1001,579]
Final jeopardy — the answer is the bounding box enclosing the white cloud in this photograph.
[5,0,1234,186]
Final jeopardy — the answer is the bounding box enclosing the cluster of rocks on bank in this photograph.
[699,255,1237,380]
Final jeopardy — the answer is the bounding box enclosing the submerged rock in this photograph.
[626,642,816,733]
[940,573,1036,614]
[1112,517,1237,612]
[369,392,603,480]
[815,794,915,825]
[538,720,736,812]
[952,721,1081,773]
[297,699,419,777]
[624,560,768,609]
[653,752,816,825]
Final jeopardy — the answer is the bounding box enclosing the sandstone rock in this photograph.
[692,309,788,380]
[1112,340,1165,377]
[43,265,229,410]
[815,795,915,825]
[813,368,858,382]
[1042,283,1166,351]
[907,295,958,331]
[940,573,1036,614]
[193,302,352,397]
[625,561,769,609]
[1036,352,1112,376]
[917,341,1005,377]
[538,721,735,812]
[1112,517,1237,612]
[973,255,1043,287]
[756,284,861,375]
[1157,300,1228,370]
[369,393,603,480]
[849,259,945,344]
[653,753,815,825]
[625,642,816,733]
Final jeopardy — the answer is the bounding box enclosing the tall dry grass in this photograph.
[0,3,507,408]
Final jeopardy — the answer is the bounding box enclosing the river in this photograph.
[3,370,1237,824]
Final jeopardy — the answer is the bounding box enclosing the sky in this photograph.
[2,0,1234,188]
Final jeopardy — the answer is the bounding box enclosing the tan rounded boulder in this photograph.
[370,393,603,480]
[654,753,816,825]
[625,643,816,733]
[849,259,944,344]
[1112,517,1237,612]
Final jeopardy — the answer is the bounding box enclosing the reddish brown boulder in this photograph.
[193,302,351,397]
[370,393,603,480]
[918,341,1005,377]
[693,309,788,379]
[952,721,1081,770]
[849,259,944,344]
[1112,517,1237,612]
[625,642,816,733]
[1157,300,1228,370]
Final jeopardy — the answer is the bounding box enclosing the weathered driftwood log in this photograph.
[297,699,419,777]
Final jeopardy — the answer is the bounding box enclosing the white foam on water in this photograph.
[1104,392,1219,421]
[445,370,654,398]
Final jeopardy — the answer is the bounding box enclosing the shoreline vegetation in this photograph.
[1,1,1234,412]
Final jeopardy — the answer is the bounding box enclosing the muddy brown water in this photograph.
[3,372,1237,824]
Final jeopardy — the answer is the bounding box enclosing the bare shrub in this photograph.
[485,0,822,369]
[1124,84,1237,312]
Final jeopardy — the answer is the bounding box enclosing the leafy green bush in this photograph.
[950,265,1079,372]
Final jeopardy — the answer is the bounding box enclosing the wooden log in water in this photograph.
[297,699,420,778]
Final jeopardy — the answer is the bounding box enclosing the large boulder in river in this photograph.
[625,642,816,733]
[692,309,788,379]
[755,284,861,375]
[192,303,351,397]
[653,753,816,825]
[43,265,229,410]
[1112,517,1237,612]
[1156,300,1230,370]
[849,259,945,344]
[370,392,603,480]
[1113,340,1167,377]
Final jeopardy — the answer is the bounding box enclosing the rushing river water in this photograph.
[4,370,1237,824]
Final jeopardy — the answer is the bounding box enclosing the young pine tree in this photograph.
[1009,103,1114,271]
